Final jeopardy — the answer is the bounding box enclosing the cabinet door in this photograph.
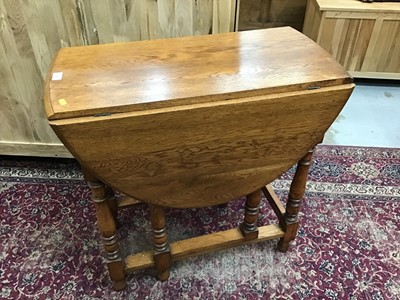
[0,0,239,157]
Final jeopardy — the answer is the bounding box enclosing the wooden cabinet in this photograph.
[0,0,239,157]
[303,0,400,80]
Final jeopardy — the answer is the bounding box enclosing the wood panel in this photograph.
[0,0,59,148]
[303,0,400,79]
[212,0,237,33]
[0,0,238,157]
[368,20,400,73]
[303,0,323,41]
[318,17,377,71]
[239,0,307,31]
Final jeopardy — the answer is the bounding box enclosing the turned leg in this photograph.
[278,148,315,252]
[150,204,171,281]
[106,189,121,229]
[82,170,126,290]
[82,168,119,226]
[240,189,262,240]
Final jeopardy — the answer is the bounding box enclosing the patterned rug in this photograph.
[0,145,399,300]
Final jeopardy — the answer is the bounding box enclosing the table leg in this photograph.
[83,170,126,290]
[150,204,171,281]
[82,168,119,226]
[240,189,261,240]
[106,189,121,229]
[278,147,315,252]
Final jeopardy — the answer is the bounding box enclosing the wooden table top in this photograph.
[45,27,350,120]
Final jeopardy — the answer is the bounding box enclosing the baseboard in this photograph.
[0,141,73,158]
[349,71,400,80]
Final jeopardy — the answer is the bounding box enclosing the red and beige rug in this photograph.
[0,145,399,299]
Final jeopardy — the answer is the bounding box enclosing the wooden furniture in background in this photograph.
[303,0,400,79]
[239,0,307,31]
[44,27,354,290]
[0,0,239,157]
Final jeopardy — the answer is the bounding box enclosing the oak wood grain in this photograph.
[125,224,285,272]
[45,27,354,208]
[262,184,285,223]
[278,148,314,252]
[50,84,353,208]
[45,27,351,120]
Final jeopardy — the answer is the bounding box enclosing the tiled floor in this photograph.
[323,80,400,148]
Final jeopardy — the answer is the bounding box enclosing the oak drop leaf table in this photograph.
[44,27,354,290]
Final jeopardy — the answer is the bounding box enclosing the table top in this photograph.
[45,27,351,120]
[315,0,400,13]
